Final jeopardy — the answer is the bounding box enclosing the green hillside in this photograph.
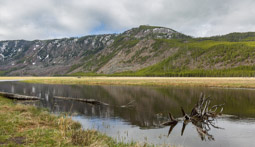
[125,39,255,77]
[110,32,255,77]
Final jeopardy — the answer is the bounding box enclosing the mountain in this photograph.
[1,25,255,77]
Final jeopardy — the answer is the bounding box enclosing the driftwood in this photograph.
[54,96,109,106]
[54,96,136,108]
[0,92,41,100]
[162,93,225,141]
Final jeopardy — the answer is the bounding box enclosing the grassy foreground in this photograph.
[1,77,255,88]
[0,96,137,146]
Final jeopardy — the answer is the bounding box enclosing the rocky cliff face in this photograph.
[0,25,189,76]
[0,35,116,75]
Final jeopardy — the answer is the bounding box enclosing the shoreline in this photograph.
[0,77,255,88]
[0,96,136,146]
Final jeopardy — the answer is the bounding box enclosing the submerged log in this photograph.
[0,92,41,100]
[54,96,109,106]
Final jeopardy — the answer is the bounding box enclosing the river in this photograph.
[0,81,254,147]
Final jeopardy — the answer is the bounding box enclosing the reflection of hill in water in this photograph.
[0,82,255,128]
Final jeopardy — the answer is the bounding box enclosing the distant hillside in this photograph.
[1,25,255,77]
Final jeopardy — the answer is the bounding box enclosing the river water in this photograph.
[0,81,255,147]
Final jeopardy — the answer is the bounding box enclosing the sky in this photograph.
[0,0,255,40]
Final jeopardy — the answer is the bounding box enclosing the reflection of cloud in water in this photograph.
[32,86,35,93]
[45,93,49,101]
[11,85,14,93]
[73,116,255,147]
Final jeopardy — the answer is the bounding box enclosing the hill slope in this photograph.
[1,25,255,77]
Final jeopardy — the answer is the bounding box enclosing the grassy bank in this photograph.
[16,77,255,88]
[1,76,255,88]
[0,96,136,146]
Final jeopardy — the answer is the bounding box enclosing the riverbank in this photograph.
[0,96,136,146]
[1,77,255,88]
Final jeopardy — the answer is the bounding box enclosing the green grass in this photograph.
[0,71,6,76]
[130,66,255,77]
[0,96,138,146]
[68,72,105,76]
[67,64,255,77]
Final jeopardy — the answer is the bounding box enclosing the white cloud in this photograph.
[0,0,255,40]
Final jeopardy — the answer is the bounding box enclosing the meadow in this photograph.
[1,77,255,88]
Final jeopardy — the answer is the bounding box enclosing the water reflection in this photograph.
[0,81,255,146]
[168,119,218,142]
[164,94,225,142]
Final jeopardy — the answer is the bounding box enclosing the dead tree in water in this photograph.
[162,93,225,141]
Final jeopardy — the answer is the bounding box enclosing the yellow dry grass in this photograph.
[1,76,255,88]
